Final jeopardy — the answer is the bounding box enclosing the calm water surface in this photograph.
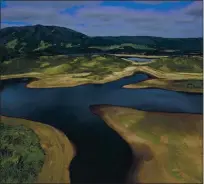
[126,57,152,62]
[0,73,202,184]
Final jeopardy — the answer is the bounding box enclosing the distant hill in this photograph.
[0,24,88,56]
[0,24,202,61]
[99,36,203,51]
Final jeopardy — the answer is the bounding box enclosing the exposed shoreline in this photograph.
[90,105,203,184]
[1,116,75,183]
[1,65,202,89]
[1,66,146,88]
[123,78,203,93]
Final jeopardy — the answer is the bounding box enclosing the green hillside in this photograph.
[147,56,203,73]
[0,25,88,60]
[0,24,88,49]
[0,24,203,61]
[100,36,202,51]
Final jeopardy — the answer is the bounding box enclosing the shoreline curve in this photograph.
[1,116,75,183]
[90,105,203,184]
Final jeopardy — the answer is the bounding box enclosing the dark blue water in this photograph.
[0,73,203,184]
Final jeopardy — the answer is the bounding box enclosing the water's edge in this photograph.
[0,73,202,183]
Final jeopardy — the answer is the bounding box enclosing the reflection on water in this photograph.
[0,73,202,183]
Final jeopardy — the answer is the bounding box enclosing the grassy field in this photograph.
[124,56,203,93]
[1,55,203,89]
[1,55,136,87]
[147,56,203,73]
[124,79,203,93]
[0,116,75,183]
[1,55,132,77]
[91,105,203,184]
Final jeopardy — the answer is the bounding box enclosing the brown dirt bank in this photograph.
[123,78,203,93]
[1,65,202,89]
[90,105,203,184]
[1,116,75,183]
[1,66,146,88]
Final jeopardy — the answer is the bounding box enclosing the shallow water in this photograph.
[0,73,202,183]
[126,57,152,62]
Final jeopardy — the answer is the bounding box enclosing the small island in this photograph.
[0,116,75,183]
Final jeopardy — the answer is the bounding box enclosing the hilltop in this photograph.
[0,25,88,60]
[0,24,203,61]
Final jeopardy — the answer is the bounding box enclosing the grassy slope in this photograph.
[1,55,135,88]
[147,56,203,73]
[1,116,75,183]
[0,25,202,62]
[91,105,203,184]
[98,36,202,52]
[1,55,203,89]
[124,79,203,93]
[1,25,88,52]
[1,55,131,76]
[124,56,203,93]
[89,43,155,51]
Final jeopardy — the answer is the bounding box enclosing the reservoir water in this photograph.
[126,57,152,62]
[0,73,202,184]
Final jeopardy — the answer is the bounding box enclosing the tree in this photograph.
[0,45,9,62]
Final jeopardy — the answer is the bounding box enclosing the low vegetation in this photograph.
[124,79,203,93]
[89,43,155,51]
[92,105,202,184]
[0,123,45,183]
[147,56,203,73]
[122,56,203,93]
[0,54,135,87]
[1,55,132,77]
[1,54,202,89]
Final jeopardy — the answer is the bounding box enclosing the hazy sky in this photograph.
[1,1,203,38]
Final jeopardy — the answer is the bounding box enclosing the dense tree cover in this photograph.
[0,24,202,61]
[0,123,45,183]
[0,45,9,62]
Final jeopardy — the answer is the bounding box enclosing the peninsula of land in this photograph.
[0,116,75,183]
[91,105,203,184]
